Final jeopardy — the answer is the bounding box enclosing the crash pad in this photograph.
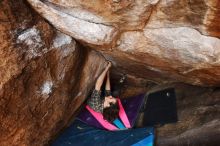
[52,119,154,146]
[77,93,146,129]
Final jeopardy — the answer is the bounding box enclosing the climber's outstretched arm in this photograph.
[105,71,111,91]
[95,62,111,91]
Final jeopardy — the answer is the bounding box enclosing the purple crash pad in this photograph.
[76,93,145,129]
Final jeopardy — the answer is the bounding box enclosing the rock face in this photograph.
[0,0,107,145]
[0,0,220,146]
[27,0,220,86]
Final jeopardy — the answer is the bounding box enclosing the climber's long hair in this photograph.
[103,101,119,123]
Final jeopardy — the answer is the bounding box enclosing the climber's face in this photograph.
[104,96,117,108]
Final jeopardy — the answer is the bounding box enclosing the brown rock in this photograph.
[0,0,107,145]
[0,0,220,146]
[27,0,220,86]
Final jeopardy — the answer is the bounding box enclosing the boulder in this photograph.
[0,1,107,145]
[27,0,220,86]
[0,0,219,145]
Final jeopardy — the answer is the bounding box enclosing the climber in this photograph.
[86,62,131,130]
[53,62,154,145]
[87,62,119,121]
